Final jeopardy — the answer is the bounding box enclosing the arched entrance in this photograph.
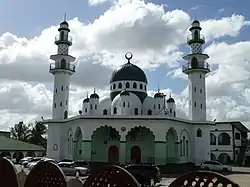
[73,127,83,160]
[13,151,24,163]
[166,128,179,163]
[131,146,141,164]
[126,126,155,164]
[219,153,231,164]
[91,126,120,162]
[0,152,11,157]
[108,146,119,164]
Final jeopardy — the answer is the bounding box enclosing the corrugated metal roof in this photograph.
[0,136,45,151]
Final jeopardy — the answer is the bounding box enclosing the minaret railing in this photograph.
[182,62,210,72]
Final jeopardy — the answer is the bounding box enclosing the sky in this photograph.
[0,0,250,130]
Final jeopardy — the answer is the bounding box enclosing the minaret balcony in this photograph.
[182,61,210,74]
[49,63,75,73]
[55,35,73,46]
[187,34,205,45]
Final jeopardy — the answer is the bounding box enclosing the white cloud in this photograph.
[0,0,250,130]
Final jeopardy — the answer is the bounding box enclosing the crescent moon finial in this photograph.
[125,52,133,63]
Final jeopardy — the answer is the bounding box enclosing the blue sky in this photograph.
[0,0,249,93]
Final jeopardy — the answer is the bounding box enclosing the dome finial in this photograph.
[125,52,133,63]
[157,84,160,93]
[170,92,172,98]
[64,13,67,22]
[86,91,89,98]
[94,88,96,93]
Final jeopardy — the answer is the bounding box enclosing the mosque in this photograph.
[44,19,249,165]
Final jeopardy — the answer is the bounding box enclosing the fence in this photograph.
[0,157,140,187]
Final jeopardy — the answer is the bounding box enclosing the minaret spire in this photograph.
[64,13,67,21]
[157,84,160,93]
[182,20,210,121]
[49,19,76,120]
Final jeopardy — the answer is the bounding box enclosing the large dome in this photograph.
[109,52,148,84]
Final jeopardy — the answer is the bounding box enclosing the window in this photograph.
[183,136,186,156]
[110,85,112,90]
[235,133,241,140]
[197,129,202,137]
[90,104,93,110]
[218,133,230,145]
[66,86,68,90]
[148,110,152,115]
[85,108,87,113]
[200,74,202,79]
[118,82,122,89]
[133,82,137,89]
[210,133,216,145]
[126,82,130,88]
[64,111,68,119]
[60,102,62,106]
[144,85,146,90]
[61,86,63,91]
[235,150,239,155]
[134,108,138,115]
[158,104,160,109]
[113,107,117,114]
[55,89,57,93]
[103,109,107,115]
[180,140,183,156]
[170,108,172,113]
[154,104,155,109]
[194,102,196,107]
[113,84,116,89]
[95,104,97,110]
[123,102,125,107]
[201,104,202,109]
[140,84,143,89]
[61,59,66,69]
[194,87,196,92]
[200,89,202,93]
[174,111,176,117]
[66,100,68,105]
[54,103,56,108]
[128,102,130,108]
[186,140,188,156]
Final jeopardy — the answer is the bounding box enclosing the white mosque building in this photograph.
[44,19,249,166]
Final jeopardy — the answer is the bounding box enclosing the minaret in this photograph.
[182,20,210,121]
[49,18,76,120]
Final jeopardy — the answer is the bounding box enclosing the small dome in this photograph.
[83,98,90,103]
[192,20,200,24]
[90,93,99,99]
[120,90,130,96]
[60,21,69,26]
[167,97,175,103]
[110,53,148,84]
[154,92,164,98]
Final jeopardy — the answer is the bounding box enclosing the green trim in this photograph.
[43,116,215,126]
[211,150,233,152]
[210,130,232,132]
[81,140,167,143]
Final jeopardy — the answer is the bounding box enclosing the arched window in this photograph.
[123,102,125,107]
[144,85,146,90]
[55,89,57,93]
[54,103,56,108]
[60,31,64,40]
[61,58,66,69]
[174,111,176,117]
[180,140,183,156]
[95,104,97,110]
[158,104,160,109]
[218,133,230,145]
[186,140,188,156]
[197,129,202,137]
[61,85,63,91]
[170,108,172,113]
[194,30,198,39]
[85,108,87,113]
[210,133,216,145]
[154,104,156,109]
[118,82,122,89]
[194,102,196,107]
[128,102,130,108]
[140,84,143,89]
[191,57,198,68]
[133,82,137,89]
[126,82,130,88]
[194,87,196,92]
[183,136,186,156]
[60,102,62,106]
[113,84,116,89]
[103,109,107,115]
[90,104,93,110]
[148,110,152,115]
[113,107,117,114]
[64,111,68,119]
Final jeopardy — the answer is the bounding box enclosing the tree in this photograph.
[28,121,47,148]
[10,121,30,142]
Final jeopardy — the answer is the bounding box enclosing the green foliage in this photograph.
[10,121,30,142]
[10,121,47,148]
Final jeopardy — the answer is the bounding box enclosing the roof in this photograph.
[0,136,45,151]
[167,97,175,103]
[90,93,99,99]
[110,62,148,84]
[216,121,250,133]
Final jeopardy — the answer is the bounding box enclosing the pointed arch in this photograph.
[67,128,73,154]
[118,82,122,89]
[126,82,130,88]
[197,128,202,137]
[191,57,198,68]
[180,129,191,160]
[73,127,83,160]
[133,82,137,89]
[166,127,179,163]
[61,58,66,69]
